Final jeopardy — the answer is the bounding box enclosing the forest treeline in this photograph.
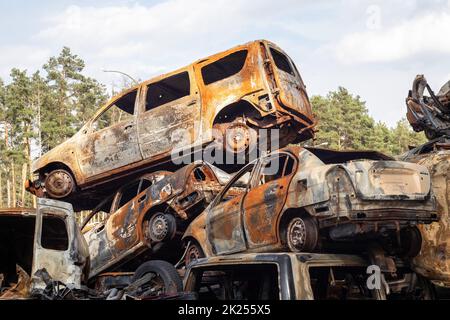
[0,48,426,208]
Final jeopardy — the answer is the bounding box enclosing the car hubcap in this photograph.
[149,214,170,242]
[288,218,307,251]
[45,170,74,199]
[226,123,251,153]
[186,244,202,265]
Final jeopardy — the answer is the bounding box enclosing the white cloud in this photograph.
[335,7,450,64]
[0,45,50,80]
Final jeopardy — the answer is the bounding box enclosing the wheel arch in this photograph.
[213,99,263,125]
[277,207,312,245]
[39,161,79,186]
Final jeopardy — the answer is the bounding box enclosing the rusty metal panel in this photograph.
[207,195,247,255]
[243,176,291,247]
[407,151,450,286]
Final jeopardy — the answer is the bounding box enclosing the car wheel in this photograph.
[286,215,319,253]
[131,260,182,297]
[185,242,205,266]
[148,213,177,243]
[425,129,438,140]
[44,169,76,199]
[399,226,422,258]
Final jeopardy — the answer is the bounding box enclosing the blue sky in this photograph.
[1,0,449,127]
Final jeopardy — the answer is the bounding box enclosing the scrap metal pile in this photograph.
[1,40,449,300]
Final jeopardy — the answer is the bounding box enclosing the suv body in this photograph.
[28,40,316,206]
[183,253,385,300]
[0,200,89,299]
[183,146,437,258]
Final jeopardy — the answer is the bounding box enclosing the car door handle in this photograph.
[125,124,133,131]
[187,100,197,106]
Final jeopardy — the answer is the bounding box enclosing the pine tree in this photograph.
[41,47,107,152]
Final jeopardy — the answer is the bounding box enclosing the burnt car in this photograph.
[83,161,233,280]
[27,40,316,206]
[0,200,89,299]
[401,75,450,287]
[0,199,188,300]
[182,146,437,263]
[401,138,450,287]
[183,252,435,300]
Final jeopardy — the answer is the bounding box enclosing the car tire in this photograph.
[44,169,76,199]
[285,215,319,253]
[132,260,183,296]
[184,241,205,266]
[148,213,177,243]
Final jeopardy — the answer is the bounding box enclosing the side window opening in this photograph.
[118,181,140,209]
[92,90,137,131]
[202,50,248,85]
[146,71,190,111]
[41,215,69,251]
[270,48,294,76]
[309,266,375,300]
[191,264,280,300]
[219,164,254,203]
[138,179,153,194]
[258,154,296,186]
[194,168,207,181]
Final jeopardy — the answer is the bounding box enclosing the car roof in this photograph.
[187,252,369,269]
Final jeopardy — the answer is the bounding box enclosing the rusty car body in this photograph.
[183,252,435,300]
[182,145,437,262]
[83,161,233,279]
[0,199,90,299]
[401,75,450,287]
[27,40,316,207]
[401,139,450,287]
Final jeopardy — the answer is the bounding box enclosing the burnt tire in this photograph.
[148,213,177,243]
[185,241,205,266]
[399,226,422,258]
[285,215,319,253]
[132,260,182,296]
[44,169,76,199]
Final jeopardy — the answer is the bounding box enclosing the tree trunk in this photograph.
[6,179,11,208]
[21,163,27,207]
[0,171,3,208]
[11,163,16,207]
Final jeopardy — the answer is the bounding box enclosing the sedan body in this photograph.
[183,146,438,259]
[83,162,231,279]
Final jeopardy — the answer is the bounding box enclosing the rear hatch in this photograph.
[264,42,314,125]
[350,161,431,201]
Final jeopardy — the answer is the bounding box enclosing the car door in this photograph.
[137,68,201,162]
[31,198,89,290]
[242,153,297,248]
[206,163,256,255]
[79,88,142,178]
[87,179,144,277]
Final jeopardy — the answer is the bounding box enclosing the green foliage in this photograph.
[0,47,108,207]
[41,47,107,151]
[310,88,427,156]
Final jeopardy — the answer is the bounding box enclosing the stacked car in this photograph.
[0,41,446,300]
